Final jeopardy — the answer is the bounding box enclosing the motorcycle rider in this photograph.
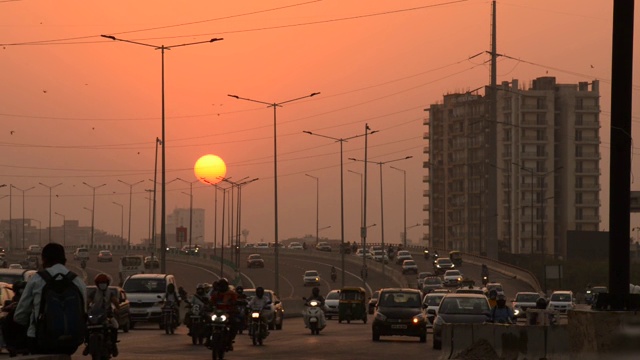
[209,278,238,350]
[481,264,489,284]
[247,287,271,336]
[330,266,337,282]
[84,273,120,357]
[304,287,326,329]
[234,286,249,334]
[186,284,209,336]
[488,289,498,309]
[163,283,181,328]
[491,295,514,324]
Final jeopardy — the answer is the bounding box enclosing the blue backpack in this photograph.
[35,271,86,354]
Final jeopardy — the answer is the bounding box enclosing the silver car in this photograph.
[303,270,321,286]
[324,290,340,319]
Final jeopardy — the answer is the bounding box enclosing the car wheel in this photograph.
[372,331,380,342]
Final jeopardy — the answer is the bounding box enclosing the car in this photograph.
[246,254,265,268]
[431,293,491,349]
[122,273,177,327]
[443,270,463,286]
[368,290,380,315]
[372,250,389,264]
[512,292,542,318]
[324,289,340,319]
[417,272,434,289]
[303,270,321,286]
[315,242,332,252]
[395,250,412,265]
[421,276,444,294]
[0,268,37,284]
[243,288,284,330]
[455,287,487,295]
[86,285,132,332]
[547,290,575,314]
[26,245,42,256]
[144,256,160,269]
[97,250,113,262]
[254,242,269,249]
[355,248,373,259]
[401,260,418,275]
[22,256,39,270]
[422,292,446,328]
[372,288,427,342]
[243,243,255,248]
[433,258,455,275]
[73,247,90,261]
[288,242,303,250]
[8,264,22,270]
[181,245,200,255]
[0,254,7,268]
[485,282,505,297]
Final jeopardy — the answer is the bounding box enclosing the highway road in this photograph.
[1,247,536,359]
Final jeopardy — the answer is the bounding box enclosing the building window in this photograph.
[575,129,582,141]
[576,192,583,205]
[537,129,545,140]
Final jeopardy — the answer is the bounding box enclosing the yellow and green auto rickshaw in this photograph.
[338,287,367,324]
[449,250,463,267]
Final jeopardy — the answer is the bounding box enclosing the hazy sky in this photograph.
[0,1,638,246]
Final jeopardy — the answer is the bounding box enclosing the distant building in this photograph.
[424,77,601,258]
[166,207,205,247]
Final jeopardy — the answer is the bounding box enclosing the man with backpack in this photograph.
[14,242,87,355]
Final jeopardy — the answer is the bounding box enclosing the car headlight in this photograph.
[513,309,521,316]
[436,265,441,268]
[457,277,462,281]
[375,312,387,322]
[315,277,319,281]
[412,315,424,324]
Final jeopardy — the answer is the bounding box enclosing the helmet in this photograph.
[256,287,265,298]
[536,297,547,309]
[94,273,110,286]
[489,289,498,299]
[217,278,229,292]
[312,287,320,296]
[235,286,244,294]
[496,294,507,307]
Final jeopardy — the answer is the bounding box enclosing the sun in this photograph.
[194,154,227,185]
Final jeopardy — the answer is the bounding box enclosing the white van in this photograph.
[122,273,177,328]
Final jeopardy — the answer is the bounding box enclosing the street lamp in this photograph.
[39,182,62,243]
[11,185,34,250]
[228,91,320,296]
[32,219,41,246]
[112,202,124,246]
[348,170,364,229]
[83,207,93,246]
[389,166,408,248]
[102,35,223,274]
[539,166,563,256]
[303,129,374,288]
[350,155,412,284]
[305,174,320,248]
[55,212,66,247]
[118,180,144,253]
[83,182,106,248]
[177,178,200,258]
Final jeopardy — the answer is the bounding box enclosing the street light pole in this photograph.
[112,202,124,246]
[32,219,41,246]
[83,182,106,248]
[539,166,563,256]
[102,35,223,274]
[228,92,320,296]
[39,182,62,243]
[514,164,535,253]
[11,185,35,250]
[305,174,320,247]
[348,170,364,230]
[390,166,408,248]
[83,207,93,246]
[55,212,65,247]
[303,130,372,288]
[177,178,199,256]
[118,180,144,253]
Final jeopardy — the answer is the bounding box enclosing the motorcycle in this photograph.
[81,259,87,269]
[248,303,271,345]
[234,301,248,335]
[423,248,430,260]
[207,309,231,360]
[85,310,113,360]
[161,301,178,334]
[330,272,337,283]
[303,298,326,335]
[482,275,489,286]
[188,303,207,345]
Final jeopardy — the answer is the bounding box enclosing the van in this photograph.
[122,273,177,328]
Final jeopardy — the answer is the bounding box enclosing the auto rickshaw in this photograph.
[338,287,367,324]
[449,250,463,267]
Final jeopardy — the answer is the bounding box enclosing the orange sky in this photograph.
[0,1,638,246]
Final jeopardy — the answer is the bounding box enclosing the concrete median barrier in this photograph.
[13,355,70,360]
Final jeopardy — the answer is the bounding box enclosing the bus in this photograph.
[118,255,145,286]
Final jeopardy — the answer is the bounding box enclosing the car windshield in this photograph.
[249,255,261,259]
[424,277,442,285]
[418,272,431,279]
[488,285,503,292]
[99,251,110,255]
[437,259,452,265]
[378,291,421,308]
[398,251,410,256]
[550,293,572,302]
[439,297,490,314]
[404,261,416,266]
[244,290,272,302]
[516,293,540,302]
[326,291,340,300]
[424,295,445,306]
[445,270,461,276]
[592,287,607,293]
[123,278,166,293]
[305,271,318,277]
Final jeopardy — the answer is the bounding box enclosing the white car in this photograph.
[443,270,463,286]
[303,270,321,286]
[512,292,542,318]
[324,289,340,319]
[547,290,575,314]
[395,250,413,264]
[288,242,303,250]
[372,250,389,264]
[254,242,269,249]
[422,292,446,328]
[73,247,90,261]
[401,260,418,274]
[355,248,372,259]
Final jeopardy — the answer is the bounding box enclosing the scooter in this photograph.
[85,309,114,360]
[303,298,326,335]
[423,248,430,260]
[482,275,489,286]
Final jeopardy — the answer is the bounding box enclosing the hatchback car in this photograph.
[315,242,332,252]
[431,293,491,349]
[443,270,463,286]
[243,288,284,330]
[547,290,575,314]
[288,242,303,250]
[422,292,446,328]
[401,260,418,275]
[246,254,265,268]
[324,289,340,319]
[97,250,113,262]
[485,282,505,297]
[372,288,427,342]
[86,285,131,332]
[303,270,321,286]
[421,276,444,294]
[512,292,542,318]
[395,250,413,265]
[73,247,89,261]
[417,272,434,289]
[433,258,455,275]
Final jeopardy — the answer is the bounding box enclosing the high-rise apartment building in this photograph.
[166,207,205,247]
[423,77,601,258]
